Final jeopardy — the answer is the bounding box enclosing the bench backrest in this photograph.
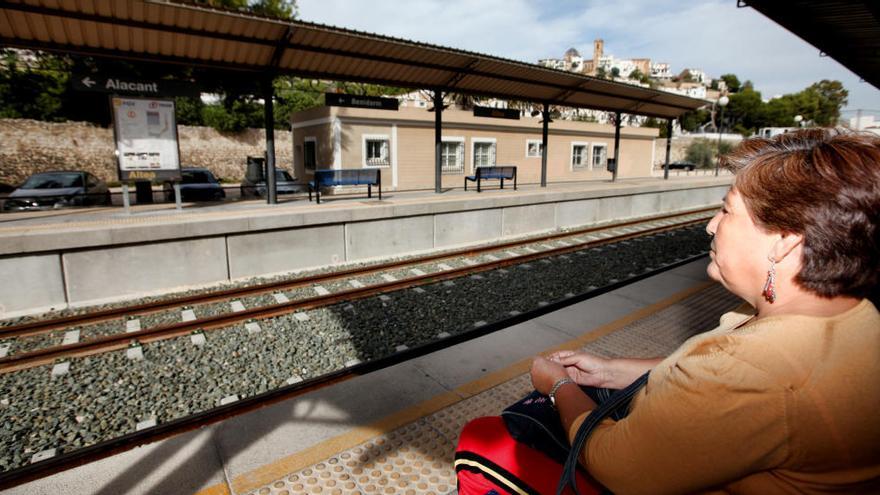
[475,166,516,180]
[313,169,380,187]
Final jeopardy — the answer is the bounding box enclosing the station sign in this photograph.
[325,93,399,111]
[473,106,520,120]
[74,74,199,97]
[111,97,182,181]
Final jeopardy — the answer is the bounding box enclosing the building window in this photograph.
[472,139,496,170]
[304,137,317,171]
[526,139,543,158]
[592,144,608,169]
[363,135,390,167]
[441,138,465,174]
[571,142,589,169]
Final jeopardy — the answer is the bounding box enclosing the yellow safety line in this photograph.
[195,279,717,495]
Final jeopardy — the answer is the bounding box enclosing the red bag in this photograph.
[455,416,601,495]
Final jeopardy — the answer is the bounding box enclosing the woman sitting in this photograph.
[457,128,880,494]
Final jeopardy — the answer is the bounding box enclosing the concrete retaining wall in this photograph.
[0,182,729,317]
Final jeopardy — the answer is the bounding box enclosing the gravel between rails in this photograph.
[0,225,709,473]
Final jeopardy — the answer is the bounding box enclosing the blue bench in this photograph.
[308,169,381,204]
[464,166,517,192]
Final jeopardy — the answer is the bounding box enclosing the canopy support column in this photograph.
[612,111,622,182]
[264,78,277,205]
[434,89,443,194]
[663,119,673,180]
[541,102,550,188]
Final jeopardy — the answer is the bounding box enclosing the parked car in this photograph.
[667,161,697,171]
[240,169,300,198]
[2,171,110,211]
[163,167,226,202]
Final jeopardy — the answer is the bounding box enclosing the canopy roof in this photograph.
[0,0,708,119]
[744,0,880,89]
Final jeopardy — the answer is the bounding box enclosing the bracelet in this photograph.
[548,377,574,408]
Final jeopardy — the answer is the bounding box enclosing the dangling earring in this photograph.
[762,256,777,303]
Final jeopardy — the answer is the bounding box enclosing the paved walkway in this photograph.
[0,176,729,234]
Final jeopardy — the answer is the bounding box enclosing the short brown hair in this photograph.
[721,128,880,298]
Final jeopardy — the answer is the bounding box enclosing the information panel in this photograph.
[111,97,181,181]
[325,93,399,110]
[473,106,520,120]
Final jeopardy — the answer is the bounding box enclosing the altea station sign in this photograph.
[74,75,199,97]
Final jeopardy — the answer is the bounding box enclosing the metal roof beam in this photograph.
[269,26,294,70]
[284,41,700,113]
[0,1,279,48]
[443,59,479,88]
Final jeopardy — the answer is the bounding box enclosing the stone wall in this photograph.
[0,119,294,184]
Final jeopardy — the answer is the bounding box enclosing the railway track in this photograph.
[0,209,715,490]
[0,209,714,373]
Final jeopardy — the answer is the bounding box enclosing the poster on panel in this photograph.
[111,96,181,181]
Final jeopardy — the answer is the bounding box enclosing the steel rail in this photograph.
[0,216,711,373]
[0,207,718,339]
[0,250,711,491]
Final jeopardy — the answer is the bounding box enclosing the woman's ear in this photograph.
[772,232,803,263]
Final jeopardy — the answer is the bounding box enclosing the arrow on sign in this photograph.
[81,77,95,88]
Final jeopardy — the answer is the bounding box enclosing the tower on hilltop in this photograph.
[593,39,604,64]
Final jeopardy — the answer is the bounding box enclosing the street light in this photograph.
[794,114,803,127]
[715,95,729,177]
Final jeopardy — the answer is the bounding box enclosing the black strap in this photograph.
[556,372,650,495]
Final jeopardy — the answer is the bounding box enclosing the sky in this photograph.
[296,0,880,123]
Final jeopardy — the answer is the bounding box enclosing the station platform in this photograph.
[0,175,730,318]
[3,258,742,495]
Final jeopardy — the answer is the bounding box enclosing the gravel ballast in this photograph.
[0,223,710,473]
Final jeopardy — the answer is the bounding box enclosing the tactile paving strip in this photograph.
[244,283,741,495]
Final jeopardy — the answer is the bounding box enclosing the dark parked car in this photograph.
[163,168,226,202]
[2,171,110,211]
[240,169,301,198]
[667,161,697,171]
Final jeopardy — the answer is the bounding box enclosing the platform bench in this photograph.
[464,166,517,192]
[308,169,381,204]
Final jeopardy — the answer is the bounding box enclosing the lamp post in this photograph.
[715,95,729,177]
[794,114,803,127]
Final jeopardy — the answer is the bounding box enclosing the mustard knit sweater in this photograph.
[568,299,880,494]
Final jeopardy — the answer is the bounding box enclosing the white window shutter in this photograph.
[457,143,464,169]
[489,143,496,166]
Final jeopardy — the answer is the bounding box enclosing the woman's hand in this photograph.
[547,350,613,388]
[530,356,569,395]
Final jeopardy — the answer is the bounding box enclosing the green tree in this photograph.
[595,67,607,79]
[726,87,763,135]
[642,117,670,138]
[250,0,297,18]
[805,80,847,125]
[610,67,620,79]
[685,139,733,168]
[629,68,650,84]
[175,96,205,126]
[0,50,69,121]
[720,73,740,93]
[678,108,711,133]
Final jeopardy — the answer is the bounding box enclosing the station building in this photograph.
[290,106,659,192]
